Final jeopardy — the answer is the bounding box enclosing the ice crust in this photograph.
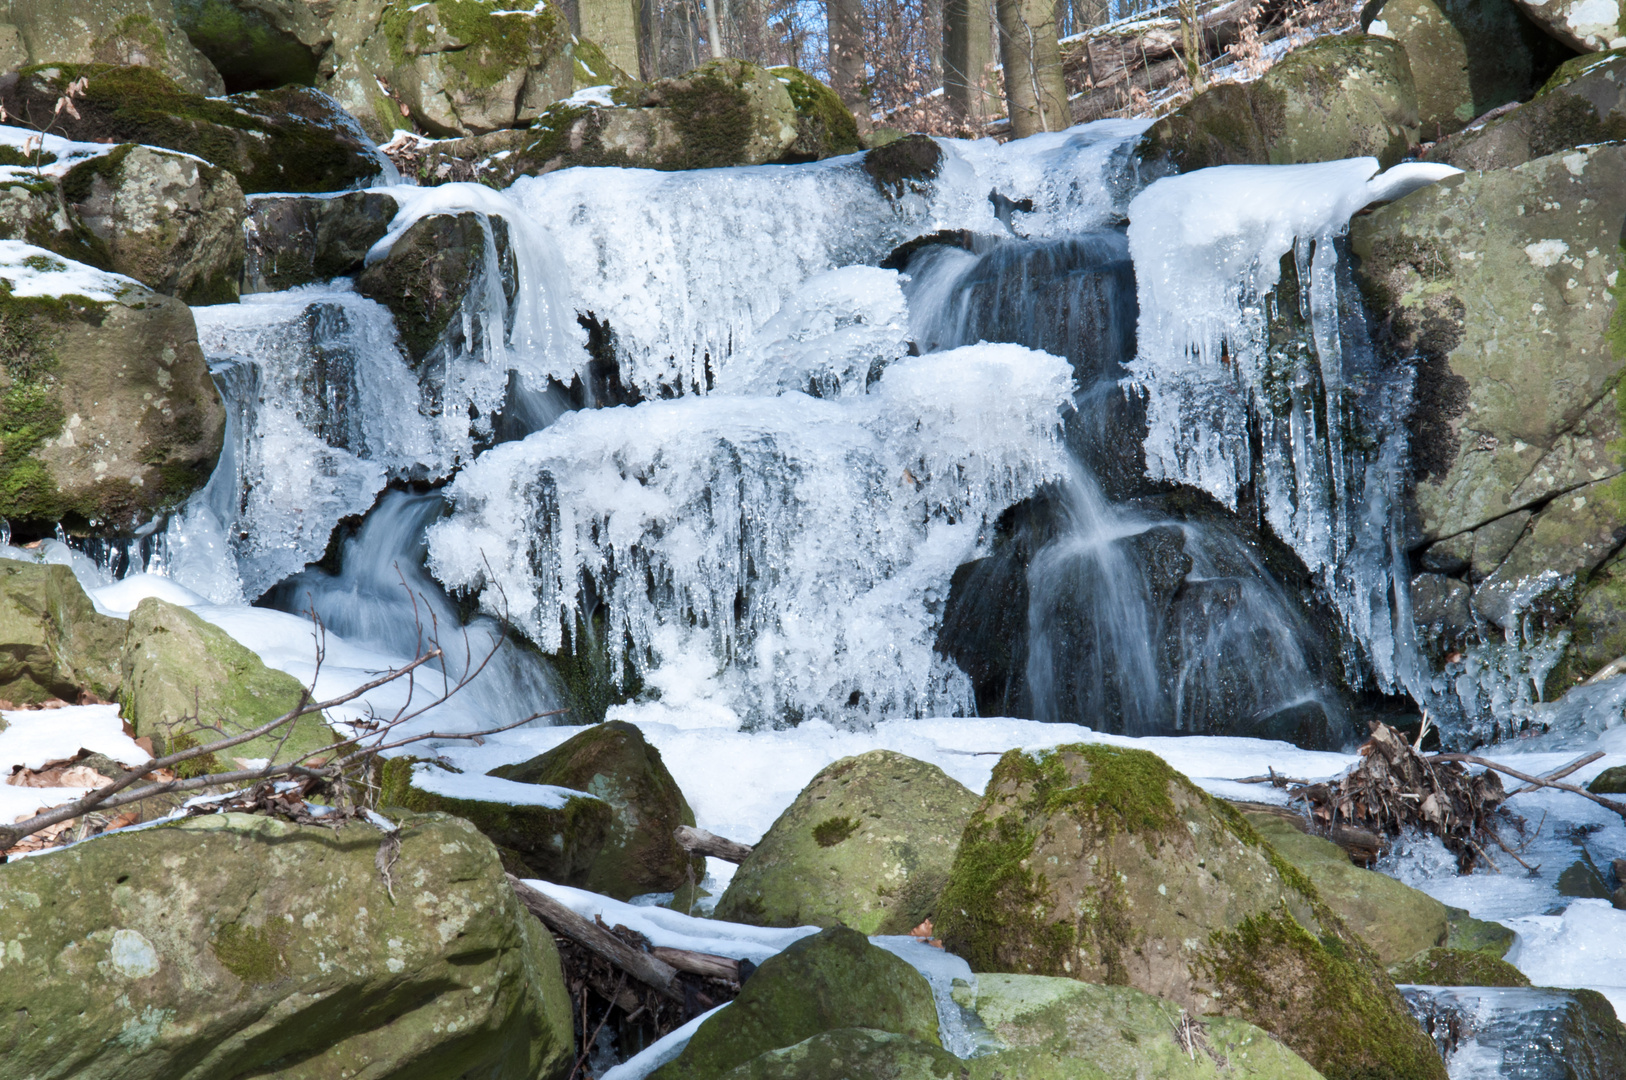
[428,343,1075,727]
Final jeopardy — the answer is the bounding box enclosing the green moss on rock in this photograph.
[0,557,126,703]
[720,1029,961,1080]
[356,211,486,365]
[771,66,861,160]
[1389,946,1531,986]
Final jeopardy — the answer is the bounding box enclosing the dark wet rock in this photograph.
[1413,572,1474,649]
[244,190,395,293]
[1402,985,1626,1080]
[355,210,487,366]
[1589,765,1626,793]
[1556,855,1614,898]
[174,0,333,93]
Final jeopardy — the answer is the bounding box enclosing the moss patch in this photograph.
[383,0,565,92]
[771,66,860,160]
[863,134,942,197]
[1389,946,1530,986]
[211,920,292,985]
[811,815,859,847]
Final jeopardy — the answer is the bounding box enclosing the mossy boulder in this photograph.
[1389,946,1532,985]
[173,0,333,93]
[0,64,385,195]
[1443,905,1515,957]
[244,189,396,293]
[1589,764,1626,793]
[57,144,246,305]
[120,597,335,768]
[1136,35,1419,172]
[1425,49,1626,169]
[0,0,225,95]
[323,0,576,142]
[1245,811,1449,965]
[1362,0,1570,138]
[650,926,941,1080]
[771,65,862,160]
[863,134,943,197]
[715,750,977,934]
[1512,0,1625,52]
[717,1029,961,1080]
[954,974,1327,1079]
[378,755,614,883]
[0,246,225,531]
[355,210,485,365]
[488,720,702,901]
[0,810,575,1079]
[1348,144,1626,579]
[0,557,124,704]
[934,743,1445,1080]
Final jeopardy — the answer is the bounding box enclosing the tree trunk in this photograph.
[995,0,1069,137]
[827,0,870,132]
[944,0,997,121]
[703,0,725,58]
[579,0,643,75]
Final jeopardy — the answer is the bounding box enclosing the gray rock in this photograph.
[1426,49,1626,170]
[174,0,333,92]
[1413,572,1473,644]
[244,189,395,293]
[1471,512,1534,582]
[0,557,125,704]
[0,0,224,95]
[1402,985,1626,1080]
[1512,0,1625,52]
[1474,478,1626,628]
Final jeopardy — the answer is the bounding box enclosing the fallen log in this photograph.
[1228,799,1383,865]
[650,946,742,983]
[674,825,754,864]
[506,874,684,1002]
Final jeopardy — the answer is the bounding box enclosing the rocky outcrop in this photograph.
[121,597,334,766]
[57,144,247,305]
[489,721,702,900]
[1350,143,1626,643]
[0,810,575,1079]
[355,210,488,364]
[1137,34,1420,171]
[1512,0,1625,51]
[954,975,1326,1079]
[173,0,333,92]
[0,246,224,530]
[715,750,977,934]
[650,927,941,1080]
[0,558,124,704]
[378,756,614,883]
[1425,50,1626,170]
[1362,0,1571,138]
[1389,946,1532,985]
[243,189,396,293]
[0,65,386,194]
[934,743,1445,1080]
[0,0,225,95]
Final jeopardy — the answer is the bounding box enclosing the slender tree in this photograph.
[828,0,871,131]
[944,0,998,121]
[994,0,1069,136]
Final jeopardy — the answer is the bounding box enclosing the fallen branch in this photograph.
[507,874,684,1002]
[674,825,753,864]
[650,946,742,983]
[1503,751,1604,796]
[1431,754,1626,823]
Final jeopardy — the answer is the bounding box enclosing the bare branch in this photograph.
[1431,753,1626,822]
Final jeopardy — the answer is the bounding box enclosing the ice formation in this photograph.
[428,343,1075,727]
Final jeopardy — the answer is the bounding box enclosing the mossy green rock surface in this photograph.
[1588,764,1626,793]
[954,974,1327,1079]
[1363,0,1567,137]
[0,248,224,530]
[1389,946,1531,986]
[0,811,574,1079]
[0,65,384,194]
[1426,50,1626,170]
[935,743,1444,1080]
[58,144,246,305]
[1246,812,1448,964]
[173,0,332,93]
[1349,143,1626,631]
[715,749,977,934]
[0,558,124,703]
[489,720,701,900]
[355,210,485,365]
[1443,905,1515,957]
[379,756,614,883]
[0,0,225,95]
[719,1029,961,1080]
[120,597,334,766]
[651,927,940,1080]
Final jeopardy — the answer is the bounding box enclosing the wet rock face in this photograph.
[0,0,225,95]
[0,558,125,704]
[715,750,978,934]
[1425,50,1626,170]
[489,720,702,900]
[934,743,1446,1080]
[244,190,396,293]
[355,210,487,365]
[1512,0,1625,52]
[0,811,576,1080]
[0,252,225,531]
[0,65,385,194]
[1402,985,1626,1080]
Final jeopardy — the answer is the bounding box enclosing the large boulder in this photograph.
[489,721,702,901]
[355,210,487,364]
[57,144,247,306]
[934,743,1445,1080]
[378,756,614,883]
[0,65,386,194]
[323,0,576,142]
[173,0,333,92]
[243,189,396,293]
[0,0,224,95]
[650,926,941,1080]
[120,597,334,767]
[713,1029,961,1080]
[1245,811,1449,965]
[1513,0,1625,51]
[1425,49,1626,169]
[0,244,224,531]
[715,750,977,934]
[1137,34,1420,172]
[0,558,124,704]
[0,810,575,1079]
[954,974,1326,1079]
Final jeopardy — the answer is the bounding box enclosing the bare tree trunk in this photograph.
[944,0,997,121]
[995,0,1068,137]
[925,0,945,84]
[659,0,704,76]
[703,0,725,58]
[827,0,870,132]
[580,0,643,75]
